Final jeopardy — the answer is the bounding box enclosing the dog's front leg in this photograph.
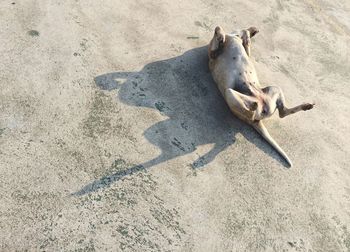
[241,27,259,57]
[208,26,225,59]
[241,30,252,56]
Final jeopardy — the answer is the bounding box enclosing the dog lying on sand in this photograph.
[208,26,314,167]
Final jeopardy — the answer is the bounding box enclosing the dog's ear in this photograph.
[247,27,259,38]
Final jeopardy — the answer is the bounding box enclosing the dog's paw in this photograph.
[214,26,225,43]
[302,103,315,111]
[248,27,259,37]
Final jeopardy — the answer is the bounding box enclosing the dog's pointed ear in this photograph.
[247,27,259,38]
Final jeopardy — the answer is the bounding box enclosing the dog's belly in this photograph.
[209,36,260,97]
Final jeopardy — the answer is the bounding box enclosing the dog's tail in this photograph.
[253,121,293,167]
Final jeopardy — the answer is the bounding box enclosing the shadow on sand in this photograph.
[73,46,287,196]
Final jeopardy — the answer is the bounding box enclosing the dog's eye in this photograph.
[262,108,267,115]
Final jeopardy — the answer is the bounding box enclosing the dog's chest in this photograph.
[210,38,260,95]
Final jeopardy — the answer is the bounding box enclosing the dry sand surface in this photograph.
[1,0,350,251]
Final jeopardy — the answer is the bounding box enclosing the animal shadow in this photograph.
[73,46,285,196]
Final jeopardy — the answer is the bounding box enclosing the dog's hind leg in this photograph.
[225,86,293,167]
[262,86,314,118]
[275,88,314,118]
[224,88,259,121]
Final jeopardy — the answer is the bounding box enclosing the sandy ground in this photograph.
[0,0,350,251]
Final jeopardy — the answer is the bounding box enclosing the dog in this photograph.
[208,26,314,167]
